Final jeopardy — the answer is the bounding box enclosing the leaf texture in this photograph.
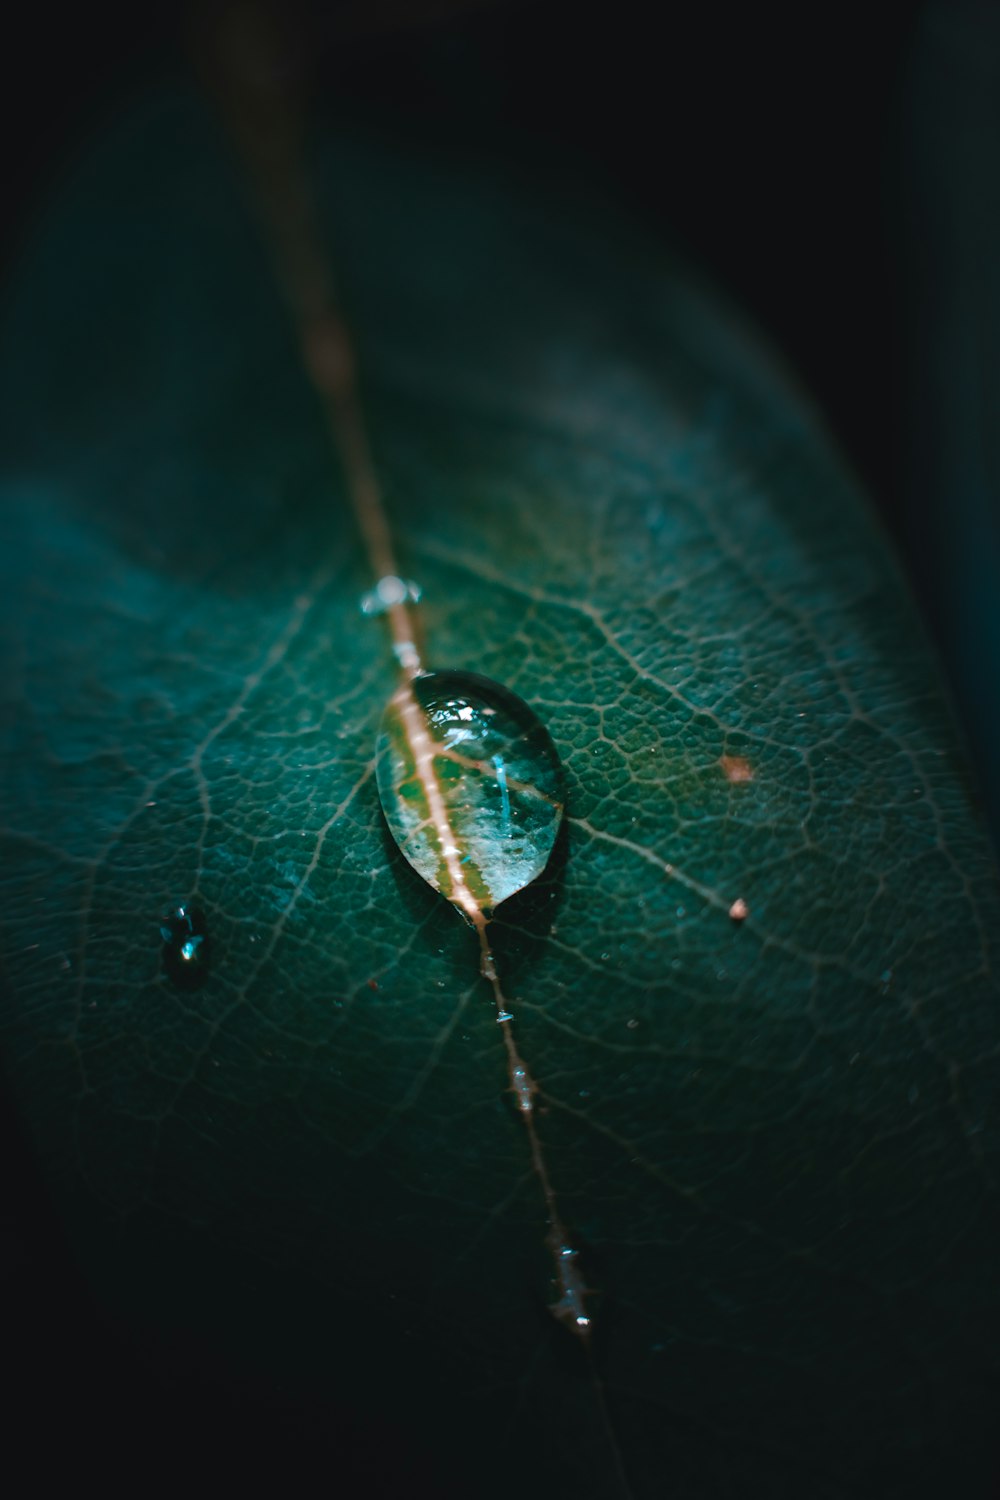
[2,92,1000,1498]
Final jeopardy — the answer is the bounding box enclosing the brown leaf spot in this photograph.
[721,755,754,784]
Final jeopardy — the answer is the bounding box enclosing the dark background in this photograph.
[4,1,921,539]
[2,0,998,1488]
[6,1,998,829]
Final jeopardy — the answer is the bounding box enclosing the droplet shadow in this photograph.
[488,817,569,982]
[376,808,570,976]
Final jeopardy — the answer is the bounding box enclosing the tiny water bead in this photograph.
[359,574,422,617]
[548,1235,594,1336]
[160,904,210,988]
[376,671,564,911]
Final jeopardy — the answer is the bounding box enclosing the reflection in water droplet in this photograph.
[160,904,210,989]
[376,671,564,910]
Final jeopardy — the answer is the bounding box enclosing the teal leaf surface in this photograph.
[2,92,1000,1498]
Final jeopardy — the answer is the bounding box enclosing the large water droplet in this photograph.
[160,903,210,988]
[376,671,564,911]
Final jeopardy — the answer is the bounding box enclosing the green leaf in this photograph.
[2,91,1000,1497]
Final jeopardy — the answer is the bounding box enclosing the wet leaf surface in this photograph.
[2,91,999,1498]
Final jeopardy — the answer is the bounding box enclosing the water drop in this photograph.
[511,1063,534,1112]
[548,1235,593,1337]
[359,574,422,616]
[160,904,210,989]
[376,671,564,911]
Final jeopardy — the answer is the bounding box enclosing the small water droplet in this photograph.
[161,904,210,989]
[511,1063,534,1112]
[359,574,422,616]
[376,670,564,910]
[675,905,686,919]
[392,639,421,672]
[626,1018,639,1030]
[547,1233,594,1339]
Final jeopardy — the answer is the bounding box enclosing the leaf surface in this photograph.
[2,92,999,1498]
